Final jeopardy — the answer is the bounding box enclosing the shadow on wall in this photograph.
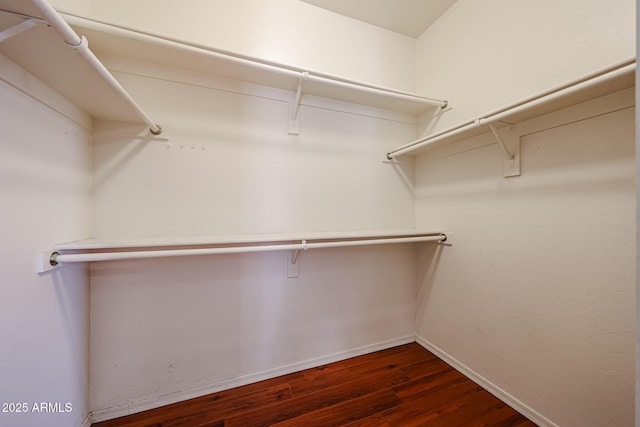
[385,156,415,197]
[414,242,444,329]
[92,121,166,191]
[88,244,419,410]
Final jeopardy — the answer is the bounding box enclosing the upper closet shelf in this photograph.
[0,3,447,133]
[387,58,636,160]
[59,12,447,118]
[0,0,161,133]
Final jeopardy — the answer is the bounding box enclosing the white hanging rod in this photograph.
[386,58,636,159]
[45,233,447,267]
[59,12,448,109]
[25,0,162,135]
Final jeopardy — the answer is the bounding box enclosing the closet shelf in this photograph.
[387,58,636,159]
[58,13,446,116]
[37,229,448,273]
[0,1,161,132]
[1,3,446,131]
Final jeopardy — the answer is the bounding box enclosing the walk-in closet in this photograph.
[0,1,636,426]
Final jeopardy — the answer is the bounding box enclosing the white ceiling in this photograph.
[299,0,458,38]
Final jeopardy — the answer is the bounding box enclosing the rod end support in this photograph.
[37,250,59,274]
[150,125,163,136]
[438,232,453,246]
[50,251,59,266]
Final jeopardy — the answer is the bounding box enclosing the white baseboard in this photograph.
[91,335,415,423]
[79,412,92,427]
[415,335,557,427]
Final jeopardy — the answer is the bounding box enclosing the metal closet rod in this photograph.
[59,12,447,109]
[29,0,162,135]
[48,234,447,266]
[386,58,636,159]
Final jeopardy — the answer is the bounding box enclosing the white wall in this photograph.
[90,245,417,419]
[88,58,419,419]
[415,96,636,426]
[51,0,91,15]
[91,58,416,238]
[415,0,636,134]
[89,0,417,92]
[0,55,92,427]
[413,1,636,424]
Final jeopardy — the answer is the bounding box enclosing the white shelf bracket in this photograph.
[291,249,300,265]
[288,250,299,278]
[288,240,308,278]
[0,18,40,44]
[487,123,513,160]
[289,72,308,135]
[483,121,521,178]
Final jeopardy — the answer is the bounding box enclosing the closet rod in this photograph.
[386,58,636,159]
[30,0,162,135]
[48,234,447,266]
[60,13,448,109]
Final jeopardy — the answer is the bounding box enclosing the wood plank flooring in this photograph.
[92,343,537,427]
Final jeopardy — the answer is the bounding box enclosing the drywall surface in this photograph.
[90,245,416,419]
[414,93,636,426]
[415,0,636,134]
[0,55,92,427]
[89,58,418,418]
[89,0,416,92]
[51,0,91,15]
[91,58,416,237]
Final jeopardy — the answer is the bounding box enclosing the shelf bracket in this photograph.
[291,249,300,265]
[292,240,309,264]
[288,250,299,278]
[481,121,521,178]
[0,18,40,44]
[288,240,308,278]
[487,123,513,160]
[289,72,308,135]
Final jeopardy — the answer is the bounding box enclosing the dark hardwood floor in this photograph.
[92,343,537,427]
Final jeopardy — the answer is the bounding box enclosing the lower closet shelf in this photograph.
[36,229,449,273]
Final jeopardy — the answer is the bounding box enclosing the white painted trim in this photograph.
[0,53,92,130]
[90,335,415,422]
[415,335,558,427]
